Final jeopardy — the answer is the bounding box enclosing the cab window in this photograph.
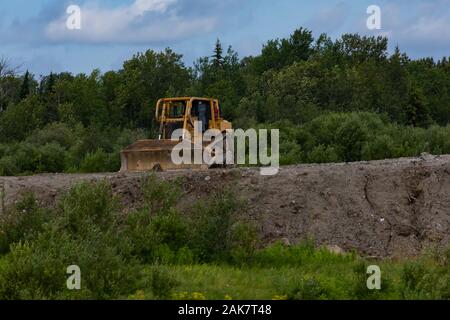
[167,102,186,118]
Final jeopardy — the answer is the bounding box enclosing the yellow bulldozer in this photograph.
[120,97,232,172]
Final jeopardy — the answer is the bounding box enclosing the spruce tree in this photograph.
[213,39,224,67]
[19,70,30,99]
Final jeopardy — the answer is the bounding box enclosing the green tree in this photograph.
[213,39,224,68]
[19,70,31,100]
[0,57,21,112]
[405,84,432,128]
[116,49,191,128]
[0,96,45,141]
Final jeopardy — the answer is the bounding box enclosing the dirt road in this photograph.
[1,155,449,258]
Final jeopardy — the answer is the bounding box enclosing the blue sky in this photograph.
[1,0,449,75]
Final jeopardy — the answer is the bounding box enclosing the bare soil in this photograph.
[1,155,449,258]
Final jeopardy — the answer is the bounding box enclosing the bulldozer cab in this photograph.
[155,97,223,139]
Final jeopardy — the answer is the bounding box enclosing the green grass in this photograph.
[127,249,448,300]
[128,242,449,301]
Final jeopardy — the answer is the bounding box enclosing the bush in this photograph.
[285,277,330,300]
[79,149,112,173]
[400,259,450,300]
[26,123,74,149]
[67,126,114,163]
[124,175,191,263]
[0,142,68,175]
[253,241,314,267]
[149,266,179,299]
[362,134,396,160]
[114,128,148,151]
[36,143,68,173]
[58,181,120,236]
[141,174,182,213]
[335,117,369,162]
[0,156,19,176]
[0,182,139,300]
[279,140,303,165]
[0,228,139,300]
[308,145,339,163]
[125,176,256,265]
[0,193,50,254]
[189,191,242,263]
[0,97,44,142]
[8,143,41,175]
[228,222,258,264]
[125,209,191,264]
[426,125,450,155]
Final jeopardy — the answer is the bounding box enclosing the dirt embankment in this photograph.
[1,155,449,258]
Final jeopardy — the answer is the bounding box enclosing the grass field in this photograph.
[129,245,449,301]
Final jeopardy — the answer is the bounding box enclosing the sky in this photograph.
[0,0,449,76]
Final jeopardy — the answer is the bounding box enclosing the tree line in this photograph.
[0,28,449,175]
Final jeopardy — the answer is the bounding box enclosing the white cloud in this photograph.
[45,0,217,44]
[130,0,174,15]
[402,16,450,45]
[370,1,450,57]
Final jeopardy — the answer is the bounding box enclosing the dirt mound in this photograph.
[1,155,449,258]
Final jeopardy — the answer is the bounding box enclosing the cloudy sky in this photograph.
[1,0,449,75]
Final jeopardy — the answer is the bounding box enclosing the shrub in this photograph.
[149,266,179,299]
[114,128,148,151]
[362,134,396,161]
[228,222,258,264]
[79,149,111,173]
[36,143,68,173]
[308,145,339,163]
[276,274,332,300]
[0,193,50,254]
[400,259,449,300]
[9,143,41,175]
[426,125,450,155]
[0,97,44,142]
[67,126,115,166]
[335,117,369,162]
[125,176,257,265]
[125,209,191,264]
[189,191,242,263]
[26,123,74,149]
[0,156,19,176]
[141,174,181,213]
[124,175,190,263]
[253,241,314,267]
[0,142,68,175]
[0,228,139,300]
[279,140,303,165]
[0,181,140,300]
[58,181,120,236]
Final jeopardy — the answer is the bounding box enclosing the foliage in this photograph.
[0,182,138,299]
[0,193,50,254]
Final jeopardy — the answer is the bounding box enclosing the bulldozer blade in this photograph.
[120,140,209,172]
